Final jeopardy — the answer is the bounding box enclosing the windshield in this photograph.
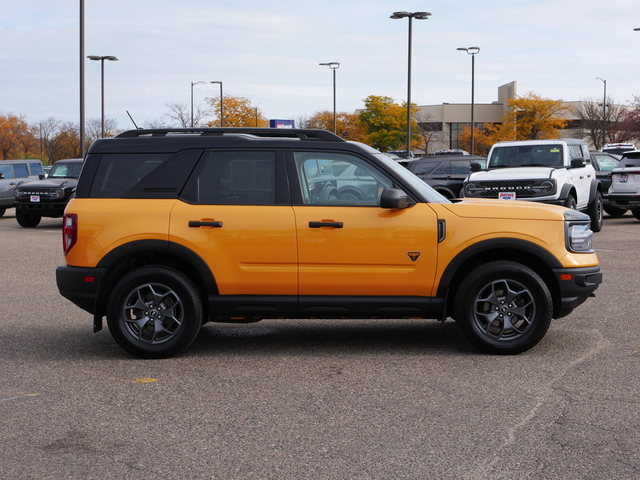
[49,162,83,178]
[489,144,563,168]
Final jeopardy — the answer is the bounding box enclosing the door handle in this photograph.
[189,221,223,228]
[309,221,343,228]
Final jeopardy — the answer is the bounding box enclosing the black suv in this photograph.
[403,155,487,199]
[14,158,83,227]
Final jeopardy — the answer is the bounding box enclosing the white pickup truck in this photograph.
[462,138,603,232]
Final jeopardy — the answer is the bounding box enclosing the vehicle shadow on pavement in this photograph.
[188,319,475,357]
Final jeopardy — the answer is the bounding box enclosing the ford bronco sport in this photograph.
[56,128,602,358]
[462,139,604,232]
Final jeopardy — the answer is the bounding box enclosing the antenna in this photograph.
[126,110,140,129]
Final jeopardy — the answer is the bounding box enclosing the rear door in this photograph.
[170,149,298,296]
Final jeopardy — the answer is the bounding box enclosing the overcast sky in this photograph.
[2,0,638,130]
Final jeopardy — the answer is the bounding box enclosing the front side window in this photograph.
[0,165,14,179]
[182,150,277,205]
[294,152,392,206]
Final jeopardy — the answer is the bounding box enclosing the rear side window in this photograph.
[28,162,44,176]
[13,163,28,178]
[181,150,278,205]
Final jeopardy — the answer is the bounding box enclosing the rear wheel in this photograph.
[632,209,640,221]
[0,207,6,217]
[16,210,41,228]
[563,195,577,210]
[454,261,553,354]
[107,266,203,358]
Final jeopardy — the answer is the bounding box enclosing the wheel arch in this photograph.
[436,238,563,320]
[94,240,217,319]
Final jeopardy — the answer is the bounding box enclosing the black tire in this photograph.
[454,261,553,354]
[16,210,41,228]
[320,186,339,201]
[603,205,627,217]
[435,188,456,200]
[563,195,577,210]
[107,266,203,358]
[338,188,364,201]
[0,207,6,217]
[586,191,603,232]
[632,209,640,221]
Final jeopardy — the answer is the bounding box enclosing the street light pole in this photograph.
[457,47,480,155]
[211,81,224,127]
[596,77,606,149]
[390,11,431,157]
[87,55,118,137]
[319,62,340,133]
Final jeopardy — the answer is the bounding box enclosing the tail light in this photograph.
[63,213,78,254]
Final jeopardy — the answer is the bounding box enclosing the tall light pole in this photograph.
[87,55,118,138]
[457,46,480,155]
[80,0,85,154]
[190,81,216,128]
[211,81,224,127]
[319,62,340,133]
[596,77,606,149]
[390,11,431,157]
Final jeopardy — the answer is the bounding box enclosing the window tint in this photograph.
[450,160,471,174]
[28,162,44,176]
[182,151,276,205]
[592,154,618,171]
[433,161,452,175]
[13,163,28,178]
[409,160,440,175]
[91,154,170,198]
[294,152,392,206]
[0,164,14,179]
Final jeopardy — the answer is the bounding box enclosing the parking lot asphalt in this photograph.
[0,211,638,480]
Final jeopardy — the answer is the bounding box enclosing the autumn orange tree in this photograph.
[456,93,570,155]
[0,113,35,159]
[303,110,367,142]
[205,95,269,127]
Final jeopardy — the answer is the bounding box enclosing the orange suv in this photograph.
[56,128,603,358]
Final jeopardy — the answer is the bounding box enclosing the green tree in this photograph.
[359,95,418,152]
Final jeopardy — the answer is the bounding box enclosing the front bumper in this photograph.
[553,265,603,318]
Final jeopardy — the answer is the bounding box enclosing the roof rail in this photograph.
[116,128,344,142]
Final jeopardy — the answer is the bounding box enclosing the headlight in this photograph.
[564,210,593,253]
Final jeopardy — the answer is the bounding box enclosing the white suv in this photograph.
[463,139,603,231]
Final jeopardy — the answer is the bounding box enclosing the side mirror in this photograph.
[570,158,586,168]
[470,162,482,172]
[380,188,415,210]
[39,174,45,179]
[0,173,4,179]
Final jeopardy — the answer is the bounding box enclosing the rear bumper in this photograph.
[608,194,640,209]
[56,265,106,315]
[553,265,603,318]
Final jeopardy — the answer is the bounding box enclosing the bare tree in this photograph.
[163,102,209,128]
[572,97,626,149]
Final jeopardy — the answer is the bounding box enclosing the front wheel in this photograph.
[454,261,553,354]
[603,205,626,217]
[16,210,41,228]
[107,266,203,358]
[586,191,603,232]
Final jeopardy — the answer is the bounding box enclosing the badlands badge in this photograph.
[407,252,421,262]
